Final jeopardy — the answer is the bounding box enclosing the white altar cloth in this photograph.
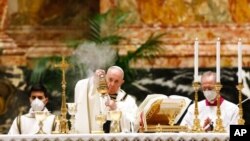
[0,133,229,141]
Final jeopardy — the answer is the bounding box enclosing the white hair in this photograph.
[107,66,124,79]
[201,71,216,83]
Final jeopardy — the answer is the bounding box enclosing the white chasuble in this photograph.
[74,77,138,133]
[74,77,101,133]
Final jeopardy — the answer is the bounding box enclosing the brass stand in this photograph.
[142,125,187,133]
[191,82,203,132]
[236,83,245,125]
[54,56,69,134]
[214,83,225,132]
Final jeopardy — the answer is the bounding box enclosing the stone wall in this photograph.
[116,24,250,68]
[0,26,77,66]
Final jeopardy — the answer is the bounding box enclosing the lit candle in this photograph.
[238,39,242,83]
[216,38,220,83]
[194,37,199,82]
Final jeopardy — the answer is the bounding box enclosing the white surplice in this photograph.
[8,108,56,134]
[74,76,138,133]
[180,99,239,132]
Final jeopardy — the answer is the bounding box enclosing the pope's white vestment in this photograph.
[180,98,239,132]
[8,108,55,134]
[74,77,138,133]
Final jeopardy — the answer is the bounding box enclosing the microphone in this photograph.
[237,97,250,106]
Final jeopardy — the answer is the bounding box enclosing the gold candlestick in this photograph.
[214,83,225,132]
[54,56,69,134]
[191,82,203,132]
[236,83,245,125]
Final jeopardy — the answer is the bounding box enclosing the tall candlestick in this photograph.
[194,38,199,82]
[238,39,242,83]
[216,38,220,83]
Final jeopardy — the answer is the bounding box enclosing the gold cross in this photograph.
[54,56,69,83]
[54,56,70,133]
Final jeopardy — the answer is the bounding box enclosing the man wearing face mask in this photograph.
[74,66,138,133]
[8,84,56,134]
[180,71,239,132]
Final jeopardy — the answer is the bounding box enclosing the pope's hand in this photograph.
[95,69,105,76]
[94,69,105,84]
[105,99,117,110]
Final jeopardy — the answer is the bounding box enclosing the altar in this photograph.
[0,133,229,141]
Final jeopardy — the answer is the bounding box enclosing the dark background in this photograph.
[1,67,250,133]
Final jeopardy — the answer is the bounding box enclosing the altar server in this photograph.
[8,84,56,134]
[181,71,239,132]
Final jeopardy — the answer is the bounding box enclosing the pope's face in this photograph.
[106,69,124,95]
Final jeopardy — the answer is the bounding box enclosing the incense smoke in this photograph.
[71,42,117,76]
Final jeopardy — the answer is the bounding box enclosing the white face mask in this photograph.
[203,90,217,102]
[31,98,45,111]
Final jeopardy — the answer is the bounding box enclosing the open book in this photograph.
[138,94,191,129]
